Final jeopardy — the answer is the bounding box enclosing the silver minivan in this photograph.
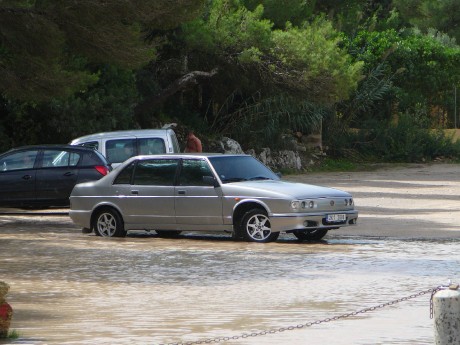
[70,129,180,168]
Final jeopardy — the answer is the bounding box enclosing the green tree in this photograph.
[394,0,460,43]
[243,0,315,28]
[0,65,139,150]
[0,0,205,101]
[170,0,363,146]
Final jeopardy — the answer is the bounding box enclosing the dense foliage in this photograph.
[0,0,459,162]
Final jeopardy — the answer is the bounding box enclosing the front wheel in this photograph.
[293,229,328,241]
[93,208,126,237]
[239,208,279,243]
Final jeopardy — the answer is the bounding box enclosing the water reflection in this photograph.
[0,222,458,345]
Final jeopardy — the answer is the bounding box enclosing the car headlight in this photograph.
[344,198,353,206]
[301,200,315,208]
[291,200,300,210]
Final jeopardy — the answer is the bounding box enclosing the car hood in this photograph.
[221,180,352,199]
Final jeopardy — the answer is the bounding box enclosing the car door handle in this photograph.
[22,175,32,180]
[131,190,139,195]
[177,190,186,195]
[64,171,75,176]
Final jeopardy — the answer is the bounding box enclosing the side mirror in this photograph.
[276,172,282,178]
[203,175,219,187]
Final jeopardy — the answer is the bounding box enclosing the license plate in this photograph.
[326,214,346,222]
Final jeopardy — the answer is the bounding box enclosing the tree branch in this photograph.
[135,68,218,115]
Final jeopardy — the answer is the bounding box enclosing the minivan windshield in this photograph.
[208,156,279,183]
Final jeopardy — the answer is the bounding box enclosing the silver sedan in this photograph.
[69,154,358,242]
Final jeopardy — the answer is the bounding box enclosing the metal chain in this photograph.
[160,287,440,345]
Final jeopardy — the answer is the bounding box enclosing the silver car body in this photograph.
[69,154,358,241]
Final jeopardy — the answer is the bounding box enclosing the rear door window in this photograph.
[42,150,80,168]
[133,159,178,186]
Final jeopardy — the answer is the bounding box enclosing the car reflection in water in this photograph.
[70,154,358,242]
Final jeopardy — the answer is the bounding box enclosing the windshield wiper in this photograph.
[247,176,272,181]
[221,177,246,182]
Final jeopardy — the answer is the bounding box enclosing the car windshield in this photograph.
[208,156,279,183]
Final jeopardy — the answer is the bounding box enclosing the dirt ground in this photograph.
[284,162,460,239]
[0,163,459,345]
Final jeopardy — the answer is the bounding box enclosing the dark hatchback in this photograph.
[0,145,112,208]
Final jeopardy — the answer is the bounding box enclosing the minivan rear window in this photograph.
[138,138,166,155]
[106,139,136,164]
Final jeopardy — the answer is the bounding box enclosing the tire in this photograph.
[239,208,279,243]
[93,208,126,237]
[156,230,182,238]
[293,229,328,241]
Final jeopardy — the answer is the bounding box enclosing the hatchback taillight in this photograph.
[94,165,109,176]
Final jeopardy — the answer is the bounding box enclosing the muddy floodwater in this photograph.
[1,163,460,345]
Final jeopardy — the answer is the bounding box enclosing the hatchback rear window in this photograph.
[80,151,108,166]
[138,138,166,155]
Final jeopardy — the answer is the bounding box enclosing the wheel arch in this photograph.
[232,200,270,227]
[90,203,124,230]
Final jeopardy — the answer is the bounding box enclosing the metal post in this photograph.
[433,282,460,345]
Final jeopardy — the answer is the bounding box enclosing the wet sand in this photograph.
[0,163,459,345]
[286,162,460,239]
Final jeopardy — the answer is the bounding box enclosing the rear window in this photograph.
[80,150,108,166]
[106,139,136,164]
[138,138,166,155]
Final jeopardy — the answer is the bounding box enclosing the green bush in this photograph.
[325,112,460,162]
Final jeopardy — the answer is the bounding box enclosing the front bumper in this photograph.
[269,210,358,232]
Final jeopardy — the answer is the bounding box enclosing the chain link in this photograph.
[160,287,440,345]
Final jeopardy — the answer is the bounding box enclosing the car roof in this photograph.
[6,144,96,152]
[120,153,250,163]
[136,153,248,158]
[71,129,173,142]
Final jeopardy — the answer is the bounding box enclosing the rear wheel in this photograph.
[93,208,126,237]
[239,208,279,243]
[293,229,328,241]
[156,230,182,238]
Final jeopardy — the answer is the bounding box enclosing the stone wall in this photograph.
[210,136,323,172]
